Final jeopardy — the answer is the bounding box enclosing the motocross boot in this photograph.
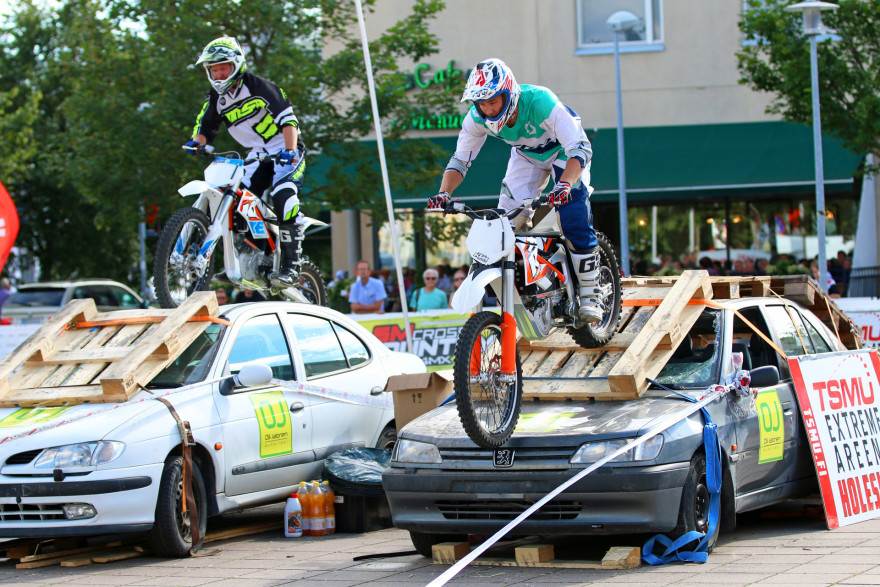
[269,223,302,289]
[570,247,604,324]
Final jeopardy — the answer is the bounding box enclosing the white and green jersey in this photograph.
[449,84,592,174]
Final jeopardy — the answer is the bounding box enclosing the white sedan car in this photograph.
[0,302,424,556]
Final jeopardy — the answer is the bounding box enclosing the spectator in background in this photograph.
[754,258,768,276]
[811,260,841,298]
[435,265,452,294]
[234,288,267,303]
[328,270,347,289]
[0,278,11,316]
[449,269,467,308]
[348,260,386,314]
[215,287,229,306]
[410,268,448,311]
[698,256,719,276]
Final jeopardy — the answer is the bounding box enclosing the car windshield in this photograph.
[7,288,65,307]
[148,323,226,387]
[653,308,722,390]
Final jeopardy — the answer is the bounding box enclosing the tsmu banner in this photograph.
[352,310,474,371]
[790,349,880,528]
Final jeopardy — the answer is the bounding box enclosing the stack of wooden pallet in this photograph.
[0,292,220,407]
[518,270,860,402]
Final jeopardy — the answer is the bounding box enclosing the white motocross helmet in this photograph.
[195,36,247,95]
[461,58,521,134]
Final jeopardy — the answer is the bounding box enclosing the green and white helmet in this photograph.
[195,36,247,95]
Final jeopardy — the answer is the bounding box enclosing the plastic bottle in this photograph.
[309,481,326,536]
[298,481,312,536]
[322,481,336,535]
[284,493,303,538]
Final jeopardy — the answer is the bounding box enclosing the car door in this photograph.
[284,312,388,459]
[735,304,812,494]
[214,312,318,497]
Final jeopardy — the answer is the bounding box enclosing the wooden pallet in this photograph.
[432,542,640,570]
[0,292,220,407]
[767,274,861,349]
[519,270,712,401]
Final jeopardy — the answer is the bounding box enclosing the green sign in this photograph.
[405,60,465,90]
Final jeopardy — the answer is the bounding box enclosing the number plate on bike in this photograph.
[493,448,515,468]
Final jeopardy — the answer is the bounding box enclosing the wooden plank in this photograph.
[432,542,470,564]
[0,385,124,408]
[202,521,280,543]
[24,347,135,365]
[520,349,549,378]
[555,349,603,378]
[531,350,573,378]
[62,323,151,387]
[92,549,143,563]
[606,271,711,398]
[601,546,641,569]
[59,556,94,568]
[26,326,120,389]
[516,544,555,565]
[522,376,613,400]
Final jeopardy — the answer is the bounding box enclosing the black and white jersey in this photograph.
[192,72,299,153]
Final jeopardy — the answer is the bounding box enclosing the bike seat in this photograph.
[518,208,562,237]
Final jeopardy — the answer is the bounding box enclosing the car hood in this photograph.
[399,389,700,446]
[0,390,166,455]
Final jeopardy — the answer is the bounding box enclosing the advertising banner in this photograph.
[835,298,880,348]
[352,310,472,371]
[789,349,880,528]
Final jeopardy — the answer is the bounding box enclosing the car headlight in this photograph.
[392,439,442,464]
[570,435,663,464]
[33,441,125,469]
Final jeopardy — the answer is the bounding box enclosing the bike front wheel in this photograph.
[154,207,214,309]
[296,260,328,306]
[453,311,522,449]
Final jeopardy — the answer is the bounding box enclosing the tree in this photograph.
[737,0,880,158]
[0,0,458,283]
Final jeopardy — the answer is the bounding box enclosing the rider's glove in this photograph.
[547,181,572,208]
[183,140,202,156]
[427,191,450,210]
[278,148,297,166]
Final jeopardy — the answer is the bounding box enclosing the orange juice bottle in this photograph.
[298,481,312,536]
[322,481,336,535]
[310,481,326,536]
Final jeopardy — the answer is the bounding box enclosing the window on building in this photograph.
[576,0,664,55]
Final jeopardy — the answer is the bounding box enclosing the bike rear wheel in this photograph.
[154,207,214,309]
[453,311,522,449]
[568,232,622,348]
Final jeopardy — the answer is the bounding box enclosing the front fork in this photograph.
[469,251,518,381]
[178,191,235,281]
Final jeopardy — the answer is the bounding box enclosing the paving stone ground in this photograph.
[2,500,879,586]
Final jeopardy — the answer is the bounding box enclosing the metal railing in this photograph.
[846,266,880,298]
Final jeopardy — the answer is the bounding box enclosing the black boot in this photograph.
[270,223,302,288]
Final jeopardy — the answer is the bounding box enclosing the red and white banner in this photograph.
[790,349,880,528]
[0,180,19,271]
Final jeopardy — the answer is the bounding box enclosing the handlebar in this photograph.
[426,195,547,221]
[181,143,282,165]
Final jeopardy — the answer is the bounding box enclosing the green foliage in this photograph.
[0,0,455,283]
[327,277,354,314]
[764,259,810,276]
[737,0,880,158]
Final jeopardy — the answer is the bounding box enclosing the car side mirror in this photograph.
[219,363,274,395]
[749,365,780,388]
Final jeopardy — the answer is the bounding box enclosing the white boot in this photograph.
[570,248,603,324]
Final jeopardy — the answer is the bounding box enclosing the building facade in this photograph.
[330,0,864,277]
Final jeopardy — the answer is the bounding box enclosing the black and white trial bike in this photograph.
[429,198,622,448]
[154,145,327,309]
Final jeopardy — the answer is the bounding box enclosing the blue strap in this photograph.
[641,406,722,565]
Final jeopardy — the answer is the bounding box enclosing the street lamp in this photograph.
[607,10,640,276]
[785,0,838,292]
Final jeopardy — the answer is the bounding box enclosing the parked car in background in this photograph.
[0,301,425,556]
[1,279,145,326]
[384,297,845,556]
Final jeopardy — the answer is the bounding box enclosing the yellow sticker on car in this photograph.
[0,407,71,428]
[249,391,293,458]
[515,412,575,433]
[756,389,784,463]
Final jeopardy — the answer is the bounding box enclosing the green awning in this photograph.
[385,121,863,208]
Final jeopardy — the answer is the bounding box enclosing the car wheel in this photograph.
[410,531,468,558]
[149,455,208,558]
[671,452,720,552]
[376,425,397,451]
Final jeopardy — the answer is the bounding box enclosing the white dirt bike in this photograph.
[154,145,327,309]
[431,198,622,448]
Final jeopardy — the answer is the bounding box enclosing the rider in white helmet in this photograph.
[427,58,602,323]
[185,36,306,289]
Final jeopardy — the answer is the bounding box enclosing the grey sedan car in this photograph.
[383,297,846,556]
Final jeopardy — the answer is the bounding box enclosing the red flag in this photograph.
[0,180,19,272]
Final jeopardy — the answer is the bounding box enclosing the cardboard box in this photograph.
[384,370,454,431]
